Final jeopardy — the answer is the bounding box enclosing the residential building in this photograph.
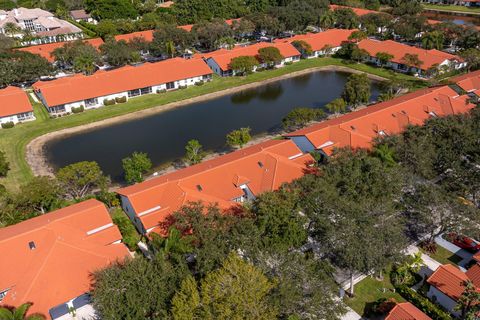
[32,57,213,114]
[452,69,480,96]
[357,39,465,77]
[0,199,130,320]
[385,302,432,320]
[285,86,475,156]
[204,42,301,76]
[274,29,355,58]
[117,139,313,235]
[427,264,470,316]
[17,38,104,62]
[0,8,83,45]
[69,9,96,24]
[0,86,35,126]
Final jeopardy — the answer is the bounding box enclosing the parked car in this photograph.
[447,233,480,252]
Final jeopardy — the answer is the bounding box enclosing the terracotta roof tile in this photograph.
[274,29,355,52]
[452,70,480,92]
[466,263,480,288]
[0,199,129,317]
[0,86,33,118]
[117,140,313,233]
[329,4,378,16]
[427,264,470,300]
[286,86,474,155]
[358,39,461,71]
[33,58,212,106]
[386,302,432,320]
[205,42,300,71]
[17,38,104,62]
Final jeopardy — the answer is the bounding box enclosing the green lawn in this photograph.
[423,3,480,14]
[0,57,423,190]
[344,272,405,317]
[421,245,463,266]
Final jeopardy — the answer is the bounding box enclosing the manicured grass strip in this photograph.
[0,57,423,190]
[420,245,463,266]
[423,3,480,14]
[344,272,405,317]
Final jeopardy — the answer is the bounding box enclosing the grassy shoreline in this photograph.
[0,58,422,190]
[423,3,480,14]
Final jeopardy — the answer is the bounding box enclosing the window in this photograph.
[85,98,98,107]
[49,105,66,114]
[140,86,152,95]
[17,112,32,121]
[128,89,141,97]
[166,82,175,90]
[23,20,35,31]
[0,289,8,302]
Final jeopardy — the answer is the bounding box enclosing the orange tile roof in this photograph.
[205,42,300,71]
[0,199,129,317]
[114,30,154,42]
[386,302,432,320]
[33,57,212,106]
[358,39,461,71]
[115,19,240,42]
[274,29,356,52]
[451,70,480,92]
[117,139,313,234]
[286,86,475,155]
[0,86,33,118]
[17,38,104,62]
[427,264,471,301]
[466,263,480,288]
[329,4,378,16]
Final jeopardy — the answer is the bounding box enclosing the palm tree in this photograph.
[0,303,45,320]
[373,144,396,166]
[319,10,335,29]
[164,40,176,58]
[401,53,424,71]
[74,55,96,75]
[4,22,21,37]
[422,31,444,50]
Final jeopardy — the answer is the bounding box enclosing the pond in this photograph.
[45,71,381,181]
[422,11,480,26]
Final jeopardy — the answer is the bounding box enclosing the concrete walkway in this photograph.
[341,307,363,320]
[406,245,441,274]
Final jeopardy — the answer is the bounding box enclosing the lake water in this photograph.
[422,11,480,26]
[45,71,381,181]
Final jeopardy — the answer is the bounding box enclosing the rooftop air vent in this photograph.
[258,161,264,168]
[28,241,36,250]
[196,184,203,192]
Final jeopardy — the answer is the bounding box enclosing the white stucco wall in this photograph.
[427,286,461,317]
[0,112,35,126]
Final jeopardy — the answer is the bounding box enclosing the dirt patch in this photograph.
[26,65,387,177]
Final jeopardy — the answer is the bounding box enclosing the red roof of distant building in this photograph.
[427,264,471,301]
[159,0,174,8]
[286,86,474,155]
[33,57,212,106]
[114,30,154,42]
[358,39,461,71]
[205,42,300,71]
[117,139,313,234]
[17,38,104,62]
[386,302,432,320]
[329,4,378,16]
[451,69,480,94]
[0,199,129,317]
[274,29,355,51]
[0,86,33,118]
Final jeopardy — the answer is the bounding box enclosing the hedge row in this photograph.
[395,285,452,320]
[1,121,14,129]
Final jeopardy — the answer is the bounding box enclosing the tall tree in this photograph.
[226,127,251,149]
[282,107,325,130]
[122,152,152,184]
[85,0,138,20]
[325,98,347,115]
[184,139,205,165]
[171,253,277,320]
[100,40,141,67]
[16,176,62,214]
[229,56,259,75]
[0,150,9,177]
[57,161,107,200]
[456,280,480,320]
[341,73,371,107]
[422,31,444,50]
[257,46,284,68]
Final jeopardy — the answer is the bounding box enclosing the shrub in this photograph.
[111,208,140,251]
[372,298,397,315]
[195,80,204,86]
[71,105,85,114]
[1,121,14,129]
[395,285,452,320]
[284,61,293,65]
[179,85,187,89]
[157,89,167,94]
[256,67,266,72]
[103,99,116,106]
[115,96,127,103]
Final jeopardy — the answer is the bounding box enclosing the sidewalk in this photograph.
[406,245,441,274]
[341,307,363,320]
